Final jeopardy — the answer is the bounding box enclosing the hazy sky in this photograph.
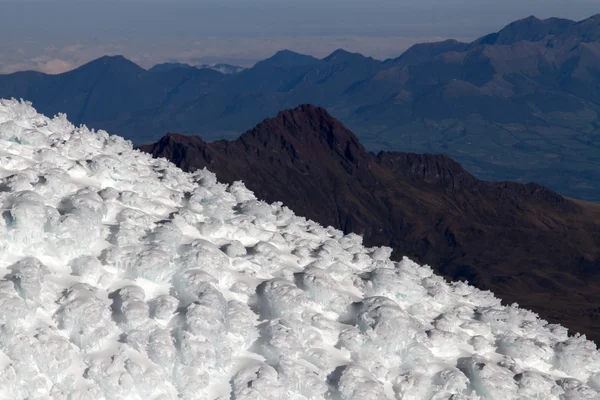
[1,0,598,73]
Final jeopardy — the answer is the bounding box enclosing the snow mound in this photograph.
[0,98,599,399]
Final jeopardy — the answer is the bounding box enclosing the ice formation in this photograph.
[0,98,599,399]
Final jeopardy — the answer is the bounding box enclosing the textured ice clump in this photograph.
[56,283,114,349]
[0,280,28,323]
[5,191,48,249]
[70,255,105,284]
[8,257,50,300]
[1,99,600,399]
[336,363,386,400]
[231,364,286,399]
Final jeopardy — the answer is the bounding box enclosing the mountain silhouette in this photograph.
[140,104,600,343]
[2,15,600,201]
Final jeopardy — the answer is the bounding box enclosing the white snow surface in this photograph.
[0,98,599,400]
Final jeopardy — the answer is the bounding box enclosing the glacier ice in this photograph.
[0,98,600,399]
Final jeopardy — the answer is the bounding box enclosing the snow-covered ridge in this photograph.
[0,98,599,400]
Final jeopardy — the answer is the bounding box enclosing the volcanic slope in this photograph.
[141,105,600,344]
[2,99,600,399]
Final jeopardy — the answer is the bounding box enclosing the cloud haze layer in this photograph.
[1,0,597,73]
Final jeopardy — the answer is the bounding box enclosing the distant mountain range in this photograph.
[1,14,600,201]
[140,104,600,343]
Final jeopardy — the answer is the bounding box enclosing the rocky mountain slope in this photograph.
[141,104,600,343]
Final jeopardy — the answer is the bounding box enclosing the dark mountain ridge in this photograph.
[140,105,600,343]
[2,14,600,201]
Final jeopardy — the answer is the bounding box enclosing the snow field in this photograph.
[0,99,599,399]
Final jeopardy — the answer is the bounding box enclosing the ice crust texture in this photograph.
[0,98,599,400]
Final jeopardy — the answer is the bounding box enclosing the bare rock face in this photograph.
[141,104,600,343]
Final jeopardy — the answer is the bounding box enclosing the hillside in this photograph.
[141,104,600,343]
[2,15,600,201]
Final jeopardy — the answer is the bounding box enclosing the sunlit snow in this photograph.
[0,98,599,399]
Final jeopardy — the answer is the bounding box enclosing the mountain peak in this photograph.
[277,103,322,115]
[77,55,145,74]
[522,15,541,23]
[274,49,302,56]
[141,104,368,170]
[580,13,600,24]
[323,48,367,62]
[270,103,342,132]
[94,55,137,65]
[472,15,574,46]
[245,104,367,164]
[254,50,321,68]
[504,15,549,30]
